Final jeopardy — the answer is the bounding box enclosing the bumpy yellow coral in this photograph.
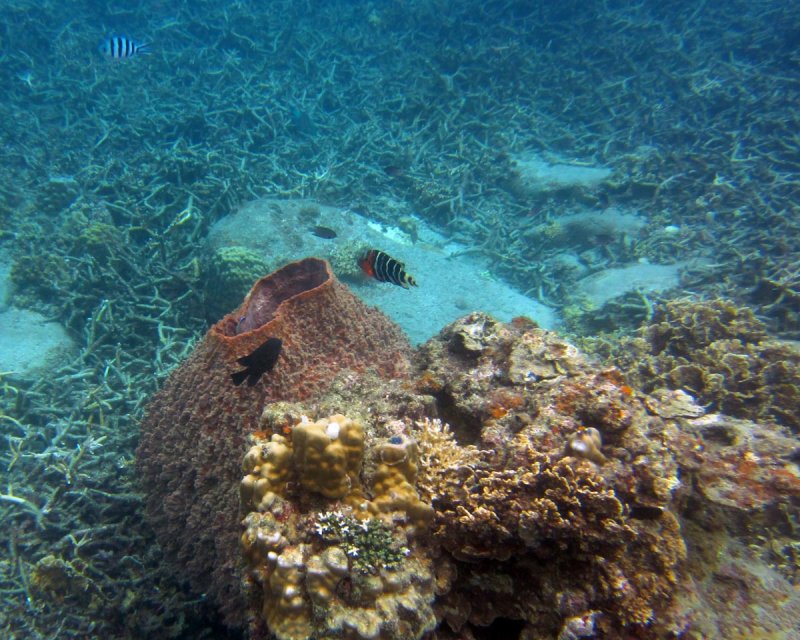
[370,435,434,530]
[306,546,349,606]
[240,435,293,511]
[324,554,436,638]
[292,415,364,499]
[240,414,436,640]
[264,546,313,640]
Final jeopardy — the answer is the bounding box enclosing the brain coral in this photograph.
[137,258,411,627]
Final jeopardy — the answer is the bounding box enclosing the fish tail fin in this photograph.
[138,42,152,54]
[231,369,249,386]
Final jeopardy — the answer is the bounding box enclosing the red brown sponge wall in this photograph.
[136,258,411,628]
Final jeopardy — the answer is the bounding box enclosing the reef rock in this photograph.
[0,307,76,378]
[577,262,683,308]
[509,152,613,195]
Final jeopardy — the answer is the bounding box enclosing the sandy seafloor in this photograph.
[0,0,798,637]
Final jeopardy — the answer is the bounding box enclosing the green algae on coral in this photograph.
[314,511,411,574]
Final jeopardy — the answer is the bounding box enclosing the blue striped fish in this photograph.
[99,36,150,60]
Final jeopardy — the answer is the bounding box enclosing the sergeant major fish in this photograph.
[99,36,150,60]
[231,337,282,387]
[359,248,417,289]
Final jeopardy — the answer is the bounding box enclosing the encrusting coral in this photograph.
[139,277,800,639]
[601,298,800,430]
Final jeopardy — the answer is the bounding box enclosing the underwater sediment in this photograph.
[137,265,800,639]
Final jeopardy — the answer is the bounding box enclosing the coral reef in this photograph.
[137,259,411,628]
[602,298,800,430]
[139,305,800,639]
[650,393,800,637]
[239,414,436,640]
[413,314,686,637]
[8,1,800,637]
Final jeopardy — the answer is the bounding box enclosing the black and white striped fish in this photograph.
[99,36,150,60]
[359,248,417,289]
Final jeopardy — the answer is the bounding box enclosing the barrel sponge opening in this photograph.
[231,258,330,336]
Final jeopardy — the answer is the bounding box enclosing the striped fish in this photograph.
[99,36,150,60]
[359,249,417,289]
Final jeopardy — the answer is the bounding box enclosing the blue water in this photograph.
[1,1,797,637]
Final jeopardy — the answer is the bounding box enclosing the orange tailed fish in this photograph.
[358,249,417,289]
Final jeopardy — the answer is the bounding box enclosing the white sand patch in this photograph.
[577,263,684,307]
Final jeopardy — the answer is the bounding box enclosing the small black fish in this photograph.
[290,107,316,135]
[383,165,405,178]
[99,36,150,60]
[231,337,282,386]
[358,248,417,288]
[310,225,337,239]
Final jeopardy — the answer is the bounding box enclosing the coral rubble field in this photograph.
[0,1,798,638]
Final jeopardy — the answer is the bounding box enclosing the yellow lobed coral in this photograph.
[240,435,293,511]
[291,414,365,499]
[263,546,313,640]
[369,434,434,531]
[239,413,437,640]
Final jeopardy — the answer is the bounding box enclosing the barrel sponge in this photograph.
[137,258,411,628]
[292,415,365,499]
[369,435,434,530]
